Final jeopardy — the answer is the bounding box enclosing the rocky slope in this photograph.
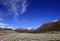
[34,20,60,33]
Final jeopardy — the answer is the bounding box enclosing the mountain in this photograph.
[15,28,29,33]
[15,28,35,33]
[34,20,60,33]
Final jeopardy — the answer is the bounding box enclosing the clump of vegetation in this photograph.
[0,28,17,36]
[45,31,60,34]
[9,37,15,41]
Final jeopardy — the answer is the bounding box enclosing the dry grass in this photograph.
[9,33,60,41]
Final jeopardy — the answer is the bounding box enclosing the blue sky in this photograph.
[0,0,60,29]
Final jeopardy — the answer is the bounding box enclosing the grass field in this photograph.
[10,33,60,41]
[0,30,17,36]
[0,30,60,41]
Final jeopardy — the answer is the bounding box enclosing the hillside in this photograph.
[34,20,60,33]
[0,28,17,34]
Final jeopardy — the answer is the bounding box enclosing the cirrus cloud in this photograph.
[0,0,28,18]
[0,22,14,29]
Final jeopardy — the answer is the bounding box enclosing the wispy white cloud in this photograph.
[0,22,13,29]
[21,0,28,14]
[0,0,28,19]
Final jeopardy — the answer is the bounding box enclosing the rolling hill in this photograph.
[34,20,60,33]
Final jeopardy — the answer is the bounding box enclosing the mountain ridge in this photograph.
[34,20,60,33]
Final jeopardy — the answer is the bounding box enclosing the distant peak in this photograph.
[27,27,35,31]
[52,20,58,22]
[27,27,33,30]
